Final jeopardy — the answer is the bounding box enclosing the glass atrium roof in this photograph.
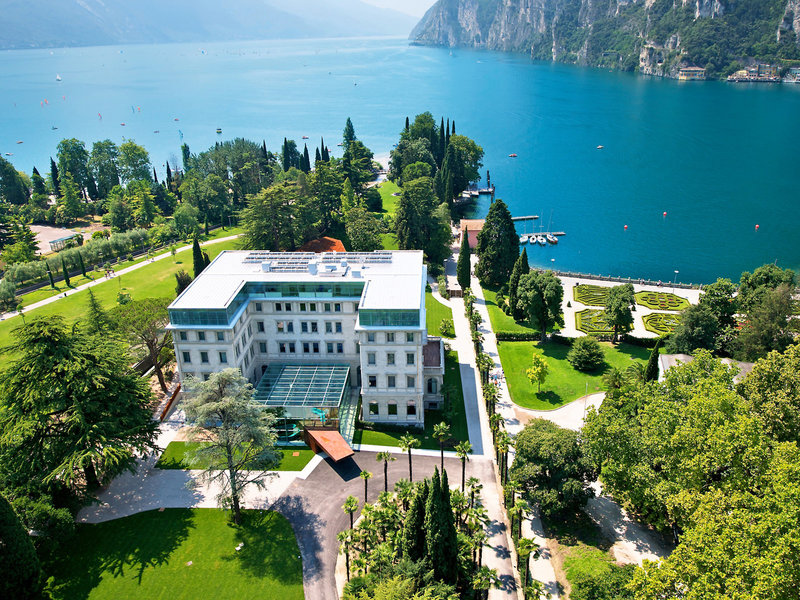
[253,364,350,408]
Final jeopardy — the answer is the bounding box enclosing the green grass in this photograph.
[482,287,539,335]
[155,442,316,471]
[426,290,454,338]
[0,238,240,351]
[642,312,681,335]
[380,233,399,250]
[634,290,690,311]
[378,180,401,216]
[497,340,649,410]
[354,350,469,450]
[43,508,303,600]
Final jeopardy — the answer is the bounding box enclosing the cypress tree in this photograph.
[475,198,519,287]
[175,270,193,295]
[445,118,450,148]
[644,337,662,382]
[46,262,55,289]
[452,120,456,135]
[315,147,321,164]
[192,236,204,278]
[405,116,410,132]
[166,161,172,183]
[302,144,311,173]
[438,117,446,166]
[0,494,42,599]
[343,117,356,149]
[508,248,528,319]
[61,256,71,287]
[439,469,459,582]
[78,251,88,278]
[282,138,290,172]
[50,157,61,197]
[321,137,329,162]
[204,218,209,235]
[202,251,211,269]
[444,173,454,209]
[425,468,457,584]
[457,232,471,291]
[402,480,428,561]
[153,167,158,183]
[181,143,191,171]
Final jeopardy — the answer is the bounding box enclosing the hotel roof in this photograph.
[169,250,425,311]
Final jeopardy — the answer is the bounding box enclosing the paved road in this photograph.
[275,451,515,600]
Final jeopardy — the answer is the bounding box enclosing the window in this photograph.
[301,322,308,333]
[277,321,285,333]
[327,342,334,353]
[387,352,395,366]
[200,351,209,364]
[197,331,206,341]
[182,351,191,363]
[203,373,211,381]
[287,322,294,333]
[386,332,395,343]
[247,324,252,336]
[388,375,396,388]
[407,402,417,416]
[337,343,344,354]
[407,375,415,388]
[369,402,379,415]
[259,342,267,353]
[326,322,333,333]
[179,331,187,341]
[311,322,318,333]
[284,303,292,312]
[288,342,296,353]
[310,303,317,312]
[367,333,375,343]
[368,375,377,388]
[303,342,310,353]
[300,303,307,312]
[219,351,228,364]
[216,331,225,342]
[279,343,286,353]
[407,353,415,366]
[313,342,320,353]
[276,303,282,312]
[335,322,342,333]
[257,321,265,333]
[367,352,376,365]
[335,303,341,312]
[324,303,332,313]
[255,302,263,312]
[406,332,414,343]
[388,403,398,416]
[427,378,438,394]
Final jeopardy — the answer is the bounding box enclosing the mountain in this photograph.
[0,0,417,50]
[410,0,800,79]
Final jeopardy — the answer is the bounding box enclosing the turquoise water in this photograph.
[1,37,799,283]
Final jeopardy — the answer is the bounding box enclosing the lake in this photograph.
[1,36,799,284]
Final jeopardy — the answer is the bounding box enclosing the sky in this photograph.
[362,0,437,17]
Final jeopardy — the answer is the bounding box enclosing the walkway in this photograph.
[1,234,240,321]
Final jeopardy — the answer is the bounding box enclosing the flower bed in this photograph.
[573,284,610,307]
[634,291,690,311]
[575,309,614,335]
[642,312,681,335]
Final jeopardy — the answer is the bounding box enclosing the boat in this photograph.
[174,118,179,121]
[216,127,222,134]
[546,233,558,244]
[508,153,518,158]
[4,152,12,156]
[51,126,58,130]
[16,140,23,144]
[597,145,604,149]
[536,235,547,245]
[153,130,160,133]
[519,234,529,243]
[120,122,126,126]
[55,74,62,81]
[302,135,309,139]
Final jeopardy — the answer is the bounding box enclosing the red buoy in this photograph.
[663,212,667,217]
[755,224,760,230]
[624,225,628,230]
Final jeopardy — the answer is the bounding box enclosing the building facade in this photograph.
[167,250,444,427]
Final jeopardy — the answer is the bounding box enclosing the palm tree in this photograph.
[376,451,396,493]
[337,529,353,580]
[472,565,501,600]
[399,433,421,482]
[455,440,473,492]
[504,479,520,509]
[496,431,512,484]
[433,421,451,473]
[466,476,482,510]
[602,367,625,390]
[514,498,530,540]
[626,361,647,385]
[360,470,373,504]
[516,537,539,588]
[394,478,413,512]
[489,413,503,444]
[471,529,488,567]
[343,494,359,530]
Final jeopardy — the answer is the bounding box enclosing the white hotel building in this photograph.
[167,250,444,437]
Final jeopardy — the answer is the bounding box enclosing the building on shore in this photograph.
[459,219,485,249]
[167,250,444,443]
[678,66,706,80]
[728,64,780,83]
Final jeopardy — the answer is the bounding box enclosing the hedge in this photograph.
[495,331,541,341]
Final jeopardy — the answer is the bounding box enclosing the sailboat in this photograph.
[55,74,62,81]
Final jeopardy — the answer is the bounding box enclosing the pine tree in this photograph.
[85,288,111,334]
[402,481,428,561]
[46,262,55,289]
[644,337,662,382]
[508,248,528,319]
[61,256,71,287]
[181,143,191,171]
[0,494,42,599]
[343,117,356,149]
[50,157,61,197]
[457,233,471,291]
[192,236,205,278]
[78,251,87,278]
[405,116,410,132]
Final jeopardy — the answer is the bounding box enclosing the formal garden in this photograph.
[634,291,690,311]
[43,509,304,600]
[575,309,614,336]
[642,312,682,335]
[572,284,610,307]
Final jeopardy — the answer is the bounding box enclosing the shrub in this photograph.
[0,493,42,599]
[567,336,605,371]
[496,331,541,341]
[437,274,449,299]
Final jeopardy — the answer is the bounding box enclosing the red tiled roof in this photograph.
[298,237,346,253]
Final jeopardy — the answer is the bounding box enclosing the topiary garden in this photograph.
[634,291,690,311]
[575,309,614,335]
[642,312,682,335]
[573,284,611,307]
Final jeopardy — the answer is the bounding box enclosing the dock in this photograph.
[511,215,539,221]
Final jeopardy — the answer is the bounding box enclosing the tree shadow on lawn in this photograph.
[543,509,612,551]
[271,494,325,581]
[45,508,195,599]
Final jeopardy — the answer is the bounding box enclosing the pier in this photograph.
[511,215,539,222]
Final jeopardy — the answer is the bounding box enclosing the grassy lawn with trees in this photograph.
[0,238,239,349]
[377,180,401,216]
[354,350,468,449]
[43,508,303,600]
[498,340,649,410]
[482,287,538,335]
[155,442,316,471]
[426,290,454,338]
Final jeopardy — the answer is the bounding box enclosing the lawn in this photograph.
[380,233,399,250]
[497,340,650,410]
[155,441,316,472]
[378,180,401,216]
[426,290,454,338]
[482,287,538,335]
[354,350,469,450]
[43,508,303,600]
[0,238,239,350]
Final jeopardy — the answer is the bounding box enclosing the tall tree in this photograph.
[301,144,311,173]
[343,117,356,150]
[88,139,121,198]
[508,248,528,318]
[58,172,83,223]
[376,451,396,493]
[457,231,472,291]
[455,440,472,492]
[60,255,71,287]
[399,434,421,482]
[345,205,382,252]
[85,288,111,335]
[401,479,427,560]
[738,264,795,313]
[182,368,280,524]
[112,297,173,394]
[475,198,518,286]
[644,337,662,382]
[56,138,90,197]
[665,303,720,354]
[699,277,737,328]
[192,236,205,278]
[433,421,451,473]
[0,493,42,600]
[118,140,152,185]
[516,271,564,342]
[735,285,796,360]
[49,157,61,197]
[238,183,300,251]
[360,470,373,504]
[0,156,28,205]
[604,284,635,342]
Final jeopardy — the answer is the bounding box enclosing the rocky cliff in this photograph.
[411,0,800,79]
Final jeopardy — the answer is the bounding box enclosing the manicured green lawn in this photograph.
[482,287,539,335]
[378,180,401,216]
[498,340,649,410]
[354,350,468,450]
[155,441,316,472]
[380,233,399,250]
[44,508,303,600]
[426,290,454,338]
[0,238,239,350]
